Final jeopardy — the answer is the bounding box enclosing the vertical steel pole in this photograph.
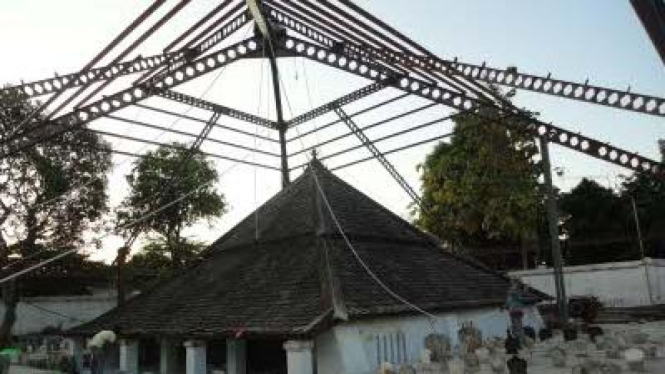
[268,54,290,188]
[631,196,654,304]
[248,0,290,187]
[539,136,569,323]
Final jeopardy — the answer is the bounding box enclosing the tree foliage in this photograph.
[127,240,206,290]
[117,144,226,269]
[558,140,665,265]
[415,87,542,267]
[620,142,665,259]
[558,178,634,265]
[0,87,112,347]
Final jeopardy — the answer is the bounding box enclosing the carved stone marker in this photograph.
[457,322,483,354]
[506,355,527,374]
[623,348,645,372]
[424,334,451,362]
[398,364,416,374]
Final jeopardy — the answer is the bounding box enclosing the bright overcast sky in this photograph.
[1,0,664,262]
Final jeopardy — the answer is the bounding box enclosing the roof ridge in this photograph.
[312,164,438,245]
[205,167,315,253]
[320,238,348,321]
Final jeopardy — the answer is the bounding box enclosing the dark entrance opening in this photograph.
[247,339,287,374]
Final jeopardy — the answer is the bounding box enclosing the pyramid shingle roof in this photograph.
[69,161,528,339]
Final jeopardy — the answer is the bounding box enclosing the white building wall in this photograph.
[3,291,117,335]
[315,306,542,374]
[510,258,665,307]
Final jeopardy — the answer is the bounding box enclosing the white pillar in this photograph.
[184,340,207,374]
[227,339,247,374]
[120,339,139,374]
[283,340,314,374]
[160,339,178,374]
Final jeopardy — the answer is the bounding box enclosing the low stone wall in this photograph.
[3,292,116,335]
[510,258,665,307]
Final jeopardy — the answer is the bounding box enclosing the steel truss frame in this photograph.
[279,35,662,176]
[334,107,423,208]
[1,0,663,183]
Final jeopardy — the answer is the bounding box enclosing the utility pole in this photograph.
[631,196,654,304]
[539,136,569,323]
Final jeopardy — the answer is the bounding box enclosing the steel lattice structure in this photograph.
[1,0,664,190]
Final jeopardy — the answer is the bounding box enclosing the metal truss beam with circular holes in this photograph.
[267,3,665,118]
[279,36,664,176]
[1,37,263,159]
[0,51,185,99]
[341,44,665,118]
[134,9,251,85]
[157,90,278,129]
[287,82,387,128]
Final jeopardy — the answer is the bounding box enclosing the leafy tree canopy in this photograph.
[127,239,206,290]
[620,141,665,258]
[0,86,112,347]
[117,144,226,268]
[415,87,542,262]
[558,178,635,265]
[0,89,112,255]
[558,139,665,265]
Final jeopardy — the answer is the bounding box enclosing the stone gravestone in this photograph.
[457,322,482,355]
[490,354,506,374]
[424,334,451,363]
[463,352,480,374]
[398,364,416,374]
[447,356,465,374]
[474,347,490,364]
[548,346,566,368]
[623,348,645,372]
[379,362,396,374]
[506,356,527,374]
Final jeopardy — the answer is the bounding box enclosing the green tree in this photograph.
[620,140,665,259]
[117,144,226,270]
[415,87,542,269]
[559,178,634,265]
[0,88,112,348]
[127,240,206,290]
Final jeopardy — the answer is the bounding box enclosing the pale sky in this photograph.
[1,0,663,262]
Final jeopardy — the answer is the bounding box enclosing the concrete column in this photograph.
[184,340,207,374]
[227,339,247,374]
[119,339,139,374]
[283,340,314,374]
[160,339,178,374]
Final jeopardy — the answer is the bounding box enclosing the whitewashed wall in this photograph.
[4,290,116,336]
[315,306,542,374]
[510,258,665,307]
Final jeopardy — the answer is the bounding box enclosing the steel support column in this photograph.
[249,0,290,186]
[270,54,290,188]
[540,136,568,323]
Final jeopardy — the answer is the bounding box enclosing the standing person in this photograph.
[88,329,118,374]
[505,279,534,346]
